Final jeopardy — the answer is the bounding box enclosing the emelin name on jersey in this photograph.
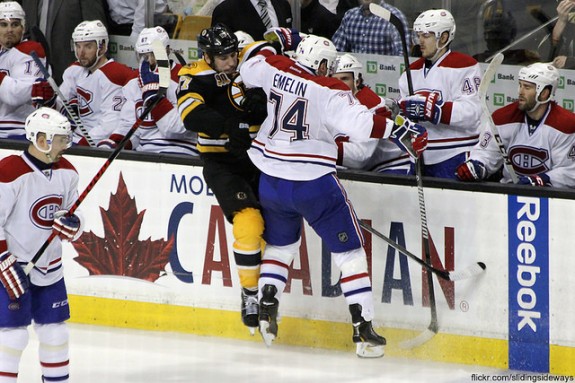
[273,73,308,97]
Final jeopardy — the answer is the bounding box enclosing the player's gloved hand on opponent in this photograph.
[518,173,551,187]
[455,160,487,181]
[264,27,302,52]
[31,78,56,108]
[0,250,29,300]
[240,87,268,125]
[52,210,81,241]
[139,60,160,107]
[224,116,252,157]
[389,115,428,158]
[399,91,444,125]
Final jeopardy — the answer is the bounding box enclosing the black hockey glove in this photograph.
[241,87,268,125]
[224,116,252,157]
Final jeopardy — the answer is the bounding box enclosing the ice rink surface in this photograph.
[15,323,530,383]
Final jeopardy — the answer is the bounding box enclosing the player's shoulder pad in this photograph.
[0,155,33,183]
[439,52,478,69]
[16,40,45,57]
[53,157,78,172]
[240,41,273,63]
[178,60,213,76]
[492,102,523,126]
[99,61,138,86]
[545,102,575,134]
[312,76,349,91]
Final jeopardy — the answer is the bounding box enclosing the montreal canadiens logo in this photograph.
[30,195,63,229]
[509,146,549,174]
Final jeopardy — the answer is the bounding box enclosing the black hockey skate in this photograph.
[241,288,259,334]
[258,284,279,346]
[349,303,386,358]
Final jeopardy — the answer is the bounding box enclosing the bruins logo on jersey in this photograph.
[228,75,247,111]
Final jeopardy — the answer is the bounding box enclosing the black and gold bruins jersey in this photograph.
[176,59,258,156]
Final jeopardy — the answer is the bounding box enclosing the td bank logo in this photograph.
[493,93,505,106]
[375,84,387,96]
[558,76,565,90]
[189,47,200,60]
[109,42,117,54]
[563,99,574,111]
[366,61,378,74]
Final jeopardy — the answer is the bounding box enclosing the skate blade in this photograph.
[259,320,276,347]
[248,326,256,336]
[355,343,384,358]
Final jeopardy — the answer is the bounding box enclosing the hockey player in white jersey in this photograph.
[331,53,410,174]
[99,26,198,155]
[0,108,84,382]
[456,63,575,188]
[0,2,49,139]
[32,20,137,146]
[398,9,483,179]
[240,30,428,357]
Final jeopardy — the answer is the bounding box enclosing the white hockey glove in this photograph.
[52,210,81,241]
[0,251,29,300]
[389,115,428,158]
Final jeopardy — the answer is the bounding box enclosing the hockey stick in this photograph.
[369,2,438,348]
[359,221,485,281]
[29,51,96,147]
[23,40,170,275]
[478,53,519,183]
[172,50,187,66]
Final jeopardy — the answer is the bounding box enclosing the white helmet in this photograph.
[234,30,254,49]
[0,2,25,25]
[413,9,456,48]
[72,20,109,49]
[334,53,363,81]
[136,26,170,54]
[518,62,560,108]
[294,35,337,74]
[25,108,72,154]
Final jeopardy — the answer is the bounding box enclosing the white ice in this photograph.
[19,323,516,382]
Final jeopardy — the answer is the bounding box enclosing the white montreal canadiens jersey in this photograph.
[399,50,483,165]
[0,41,47,138]
[0,153,82,286]
[117,63,198,155]
[338,86,409,172]
[470,102,575,188]
[240,54,386,181]
[60,59,135,143]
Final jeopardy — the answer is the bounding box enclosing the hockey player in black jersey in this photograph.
[176,24,267,333]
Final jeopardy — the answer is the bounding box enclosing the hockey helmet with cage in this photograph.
[197,23,238,58]
[413,9,456,47]
[294,34,337,74]
[334,53,363,81]
[136,26,170,54]
[0,2,25,25]
[72,20,109,49]
[25,108,72,153]
[518,62,559,103]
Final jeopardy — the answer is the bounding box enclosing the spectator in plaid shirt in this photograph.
[331,0,410,56]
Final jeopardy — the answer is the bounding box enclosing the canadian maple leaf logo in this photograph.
[72,172,174,282]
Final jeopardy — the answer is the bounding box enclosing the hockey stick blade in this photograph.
[369,3,414,94]
[478,53,518,183]
[24,40,170,276]
[400,328,437,350]
[359,221,486,281]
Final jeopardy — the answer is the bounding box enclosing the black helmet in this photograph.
[197,23,239,57]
